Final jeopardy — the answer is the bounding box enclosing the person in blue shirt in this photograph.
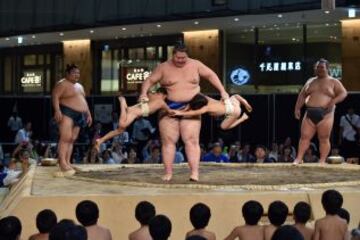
[202,143,229,163]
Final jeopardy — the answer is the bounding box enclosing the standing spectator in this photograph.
[7,112,23,141]
[129,201,156,240]
[14,122,32,144]
[132,117,155,162]
[339,107,360,163]
[202,143,229,163]
[75,200,112,240]
[29,209,58,240]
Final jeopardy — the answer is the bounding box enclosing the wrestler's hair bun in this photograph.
[65,64,79,73]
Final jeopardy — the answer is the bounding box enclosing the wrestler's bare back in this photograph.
[55,79,89,112]
[304,77,337,108]
[159,59,201,102]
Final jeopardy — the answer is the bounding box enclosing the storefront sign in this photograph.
[259,61,302,72]
[329,63,342,78]
[21,72,42,87]
[230,67,250,85]
[125,68,151,84]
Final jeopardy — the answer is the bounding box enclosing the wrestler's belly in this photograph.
[60,96,88,112]
[165,87,200,102]
[305,94,333,108]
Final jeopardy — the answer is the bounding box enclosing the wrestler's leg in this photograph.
[180,117,201,181]
[316,113,334,164]
[159,115,180,181]
[293,115,316,164]
[234,94,252,112]
[67,126,80,167]
[57,116,75,171]
[220,114,249,130]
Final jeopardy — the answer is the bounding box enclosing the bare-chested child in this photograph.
[76,200,112,240]
[224,200,264,240]
[186,203,216,240]
[314,189,348,240]
[264,201,289,240]
[29,209,57,240]
[292,202,314,240]
[129,201,156,240]
[170,94,252,130]
[95,89,170,152]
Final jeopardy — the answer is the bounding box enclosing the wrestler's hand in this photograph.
[54,110,63,123]
[294,109,301,120]
[220,91,230,101]
[168,110,182,117]
[138,94,149,103]
[87,114,93,127]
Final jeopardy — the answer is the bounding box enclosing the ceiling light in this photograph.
[122,27,127,31]
[59,32,64,36]
[194,21,199,25]
[292,37,296,41]
[89,30,94,34]
[277,14,283,18]
[324,10,330,14]
[32,35,36,39]
[5,37,10,41]
[325,23,329,26]
[234,17,239,22]
[17,36,23,44]
[156,24,161,28]
[348,8,356,18]
[115,36,119,39]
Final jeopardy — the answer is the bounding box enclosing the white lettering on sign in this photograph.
[126,68,152,84]
[259,61,302,72]
[21,72,42,87]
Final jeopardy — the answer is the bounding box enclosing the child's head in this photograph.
[135,201,156,226]
[36,209,57,234]
[190,203,211,230]
[271,225,304,240]
[242,200,264,225]
[149,215,172,240]
[321,189,343,215]
[293,202,311,224]
[337,208,350,224]
[75,200,99,227]
[268,201,289,227]
[188,94,208,110]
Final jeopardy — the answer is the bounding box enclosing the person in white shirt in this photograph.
[7,112,23,140]
[339,107,360,163]
[14,122,32,144]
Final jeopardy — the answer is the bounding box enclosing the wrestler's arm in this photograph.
[52,82,65,122]
[327,79,347,108]
[139,65,163,101]
[80,84,93,126]
[294,80,310,119]
[197,61,229,100]
[170,107,208,117]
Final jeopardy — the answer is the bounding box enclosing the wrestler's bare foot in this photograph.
[189,173,199,182]
[161,174,172,182]
[319,159,327,164]
[292,159,303,165]
[118,96,128,108]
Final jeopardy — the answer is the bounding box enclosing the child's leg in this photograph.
[95,97,137,151]
[220,114,249,130]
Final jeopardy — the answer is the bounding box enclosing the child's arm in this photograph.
[313,221,320,240]
[224,227,239,240]
[169,107,208,117]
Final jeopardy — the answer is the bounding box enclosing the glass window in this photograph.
[167,46,174,59]
[306,23,341,79]
[101,50,114,92]
[4,57,12,92]
[226,27,256,93]
[146,47,156,60]
[128,48,144,60]
[38,55,44,65]
[24,54,37,66]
